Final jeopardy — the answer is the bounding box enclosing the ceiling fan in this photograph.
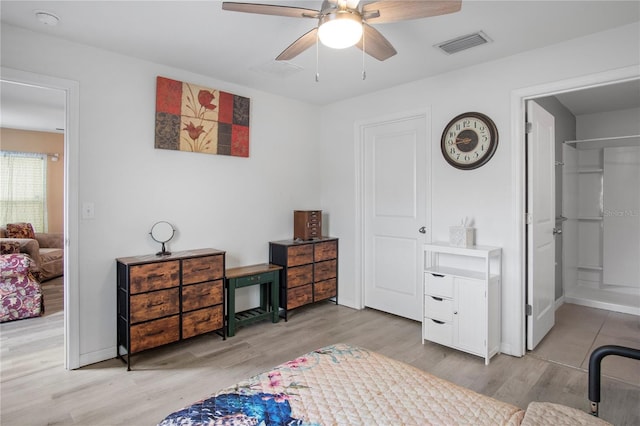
[221,0,462,62]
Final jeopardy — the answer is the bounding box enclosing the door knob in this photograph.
[553,228,562,235]
[419,226,426,234]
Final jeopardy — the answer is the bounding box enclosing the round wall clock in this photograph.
[441,112,498,170]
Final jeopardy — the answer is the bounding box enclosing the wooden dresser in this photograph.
[269,237,338,320]
[116,248,225,370]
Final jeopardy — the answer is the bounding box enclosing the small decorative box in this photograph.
[449,218,475,247]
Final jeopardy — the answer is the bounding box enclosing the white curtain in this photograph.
[0,151,48,232]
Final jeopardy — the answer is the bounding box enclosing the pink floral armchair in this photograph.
[1,252,43,322]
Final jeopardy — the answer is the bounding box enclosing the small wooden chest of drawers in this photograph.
[293,210,322,241]
[269,237,338,320]
[117,248,225,370]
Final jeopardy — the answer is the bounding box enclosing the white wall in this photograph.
[577,107,640,139]
[2,20,638,365]
[319,23,640,355]
[1,25,321,365]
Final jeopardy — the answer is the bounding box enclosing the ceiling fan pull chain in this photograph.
[315,29,320,82]
[361,22,366,80]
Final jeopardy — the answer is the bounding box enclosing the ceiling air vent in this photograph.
[436,31,492,55]
[250,60,303,78]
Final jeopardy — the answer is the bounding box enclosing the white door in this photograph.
[526,100,556,350]
[363,114,429,321]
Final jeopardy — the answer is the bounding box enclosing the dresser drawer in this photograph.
[286,284,312,310]
[130,315,180,353]
[183,255,224,285]
[129,261,179,294]
[182,280,223,312]
[424,295,453,322]
[314,259,337,281]
[425,273,454,298]
[314,278,336,302]
[182,305,223,339]
[286,244,313,267]
[287,264,313,288]
[314,240,337,262]
[424,318,453,347]
[130,288,179,323]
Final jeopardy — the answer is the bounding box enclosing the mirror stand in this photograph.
[157,242,171,256]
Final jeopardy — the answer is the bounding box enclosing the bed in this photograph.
[158,343,611,425]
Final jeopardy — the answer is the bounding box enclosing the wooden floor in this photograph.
[1,280,639,425]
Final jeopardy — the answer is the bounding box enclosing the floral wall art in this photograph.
[155,76,250,157]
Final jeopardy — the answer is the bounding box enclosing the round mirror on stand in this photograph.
[150,221,175,256]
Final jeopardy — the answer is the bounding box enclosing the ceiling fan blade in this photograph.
[276,27,319,61]
[346,0,361,9]
[356,23,397,61]
[222,2,320,19]
[362,0,462,24]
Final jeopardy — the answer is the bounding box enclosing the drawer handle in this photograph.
[431,273,445,278]
[431,296,443,301]
[148,300,164,307]
[431,319,445,324]
[147,329,165,336]
[194,267,211,272]
[148,273,165,279]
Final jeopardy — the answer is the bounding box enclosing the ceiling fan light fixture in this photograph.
[318,11,363,49]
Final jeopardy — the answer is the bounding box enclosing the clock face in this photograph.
[441,112,498,170]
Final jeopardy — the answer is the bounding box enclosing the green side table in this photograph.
[225,263,281,337]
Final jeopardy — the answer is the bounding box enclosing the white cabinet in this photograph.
[422,242,501,365]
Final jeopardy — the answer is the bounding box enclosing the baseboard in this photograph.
[500,342,522,357]
[555,295,565,310]
[336,298,358,310]
[564,296,640,316]
[79,346,116,368]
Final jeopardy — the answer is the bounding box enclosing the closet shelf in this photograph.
[565,134,640,149]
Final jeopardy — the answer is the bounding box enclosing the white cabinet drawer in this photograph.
[424,273,453,298]
[424,318,453,346]
[424,295,453,321]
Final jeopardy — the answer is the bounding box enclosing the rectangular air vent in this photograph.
[436,31,492,55]
[249,60,303,78]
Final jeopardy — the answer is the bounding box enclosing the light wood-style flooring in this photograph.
[1,279,639,425]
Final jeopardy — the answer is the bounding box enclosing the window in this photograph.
[0,151,48,232]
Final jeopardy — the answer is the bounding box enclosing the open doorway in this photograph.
[522,75,640,352]
[1,67,80,369]
[1,80,66,357]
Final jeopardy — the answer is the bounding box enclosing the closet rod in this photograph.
[564,135,640,144]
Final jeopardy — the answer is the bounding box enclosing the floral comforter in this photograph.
[157,343,525,426]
